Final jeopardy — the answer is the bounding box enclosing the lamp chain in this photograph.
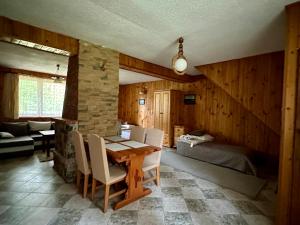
[178,37,184,56]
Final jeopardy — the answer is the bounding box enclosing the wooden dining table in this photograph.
[85,136,161,210]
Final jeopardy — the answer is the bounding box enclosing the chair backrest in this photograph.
[72,131,90,175]
[88,134,110,183]
[144,128,164,166]
[145,128,164,148]
[130,126,146,143]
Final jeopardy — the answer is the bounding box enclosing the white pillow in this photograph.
[200,134,214,142]
[0,132,15,139]
[28,121,51,131]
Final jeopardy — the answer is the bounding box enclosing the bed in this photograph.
[176,140,257,175]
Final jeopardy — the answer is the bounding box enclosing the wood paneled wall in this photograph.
[196,51,284,136]
[119,52,284,156]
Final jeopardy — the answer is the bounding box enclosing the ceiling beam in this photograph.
[119,53,202,83]
[0,16,79,56]
[0,66,65,79]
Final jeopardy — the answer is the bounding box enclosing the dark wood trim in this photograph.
[62,55,78,120]
[0,66,65,79]
[286,1,300,10]
[195,50,284,68]
[0,117,55,122]
[0,16,79,55]
[119,53,203,83]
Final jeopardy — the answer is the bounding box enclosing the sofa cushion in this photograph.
[28,121,52,132]
[0,136,34,148]
[0,132,15,139]
[2,122,29,137]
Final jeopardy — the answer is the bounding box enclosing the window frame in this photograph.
[18,75,66,118]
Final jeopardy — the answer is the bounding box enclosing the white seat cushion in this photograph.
[82,167,91,175]
[142,161,158,172]
[84,163,91,175]
[108,165,126,184]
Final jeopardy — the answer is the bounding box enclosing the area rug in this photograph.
[161,150,266,198]
[37,151,53,162]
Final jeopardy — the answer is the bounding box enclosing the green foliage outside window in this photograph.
[19,76,65,117]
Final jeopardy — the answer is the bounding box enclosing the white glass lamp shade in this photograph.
[174,57,187,72]
[172,54,187,75]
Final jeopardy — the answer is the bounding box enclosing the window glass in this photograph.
[19,75,65,117]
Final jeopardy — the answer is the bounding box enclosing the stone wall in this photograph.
[78,41,119,137]
[53,118,78,183]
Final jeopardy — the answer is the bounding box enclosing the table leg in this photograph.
[46,138,50,157]
[42,136,46,153]
[114,154,151,210]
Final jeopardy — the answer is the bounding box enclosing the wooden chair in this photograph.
[143,128,164,186]
[130,126,146,143]
[72,130,91,198]
[88,134,127,213]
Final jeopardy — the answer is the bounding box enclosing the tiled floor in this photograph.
[0,153,276,225]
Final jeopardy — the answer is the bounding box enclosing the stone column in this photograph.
[54,40,119,183]
[78,41,119,137]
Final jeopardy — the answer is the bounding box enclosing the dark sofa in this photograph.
[0,121,55,156]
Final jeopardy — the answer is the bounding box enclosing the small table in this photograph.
[110,145,160,210]
[39,130,55,157]
[85,137,160,210]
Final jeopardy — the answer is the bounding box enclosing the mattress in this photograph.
[176,140,257,175]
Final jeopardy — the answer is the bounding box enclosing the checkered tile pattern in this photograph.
[0,153,276,225]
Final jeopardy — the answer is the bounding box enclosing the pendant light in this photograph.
[172,37,187,75]
[51,64,65,83]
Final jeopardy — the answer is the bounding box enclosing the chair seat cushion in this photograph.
[80,164,91,175]
[108,165,126,184]
[142,161,158,172]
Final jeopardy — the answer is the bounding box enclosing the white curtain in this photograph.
[2,73,19,119]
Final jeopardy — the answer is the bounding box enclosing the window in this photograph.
[19,75,66,117]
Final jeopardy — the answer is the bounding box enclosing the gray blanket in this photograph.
[176,141,257,176]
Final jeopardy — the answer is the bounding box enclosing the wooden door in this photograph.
[153,92,161,129]
[162,91,170,135]
[153,91,171,147]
